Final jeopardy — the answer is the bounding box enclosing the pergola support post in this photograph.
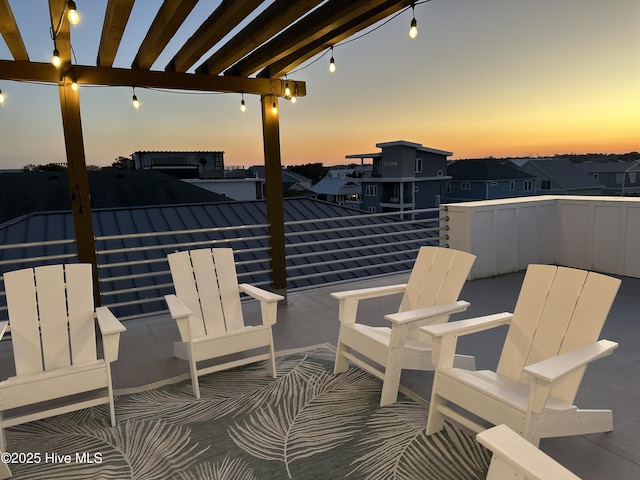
[260,94,287,301]
[58,78,101,306]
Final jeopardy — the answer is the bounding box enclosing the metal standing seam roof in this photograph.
[517,159,604,190]
[0,197,437,319]
[311,178,362,195]
[447,159,536,181]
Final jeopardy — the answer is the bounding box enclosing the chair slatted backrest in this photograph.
[167,248,245,338]
[4,264,96,376]
[400,247,475,312]
[497,264,620,404]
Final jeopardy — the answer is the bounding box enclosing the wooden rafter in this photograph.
[260,0,413,79]
[228,0,396,78]
[166,0,263,73]
[49,0,71,65]
[0,0,29,61]
[195,0,324,75]
[97,0,135,66]
[131,0,199,70]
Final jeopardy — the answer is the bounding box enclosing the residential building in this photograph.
[346,140,451,217]
[132,151,225,179]
[310,178,361,208]
[446,159,537,202]
[575,160,640,196]
[508,157,604,195]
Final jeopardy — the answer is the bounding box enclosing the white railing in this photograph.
[446,195,640,279]
[0,207,446,320]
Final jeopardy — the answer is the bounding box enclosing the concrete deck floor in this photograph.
[3,270,639,479]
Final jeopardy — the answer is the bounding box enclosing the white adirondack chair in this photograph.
[422,264,620,446]
[0,264,125,451]
[165,248,283,399]
[333,246,476,406]
[478,424,581,480]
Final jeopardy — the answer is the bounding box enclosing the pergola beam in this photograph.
[0,0,29,61]
[195,0,324,75]
[228,0,395,78]
[0,60,306,97]
[166,0,264,73]
[131,0,199,69]
[97,0,135,67]
[260,0,413,79]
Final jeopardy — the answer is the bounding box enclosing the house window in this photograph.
[446,182,451,193]
[630,172,637,183]
[509,181,515,191]
[524,180,533,192]
[368,207,376,213]
[461,181,471,190]
[592,173,599,181]
[414,186,419,193]
[437,170,443,176]
[490,181,498,186]
[415,158,423,173]
[540,179,551,190]
[616,173,623,184]
[365,185,378,196]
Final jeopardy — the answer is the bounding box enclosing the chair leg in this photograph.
[266,334,277,378]
[106,364,117,427]
[0,414,6,452]
[379,362,402,407]
[188,348,201,399]
[334,340,350,374]
[426,390,447,435]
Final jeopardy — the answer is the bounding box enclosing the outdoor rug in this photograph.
[5,344,491,479]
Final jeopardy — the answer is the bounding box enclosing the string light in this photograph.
[67,0,80,25]
[132,87,140,109]
[329,46,336,73]
[409,3,418,39]
[51,48,61,67]
[272,98,278,115]
[71,80,78,91]
[290,96,297,104]
[284,81,291,97]
[240,93,246,112]
[0,89,4,104]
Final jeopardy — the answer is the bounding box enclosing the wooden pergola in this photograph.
[0,0,415,303]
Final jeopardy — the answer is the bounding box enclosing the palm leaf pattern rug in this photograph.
[5,345,490,479]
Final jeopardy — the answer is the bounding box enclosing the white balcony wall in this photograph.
[446,196,640,279]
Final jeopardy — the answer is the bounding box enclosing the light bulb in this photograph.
[52,49,61,67]
[240,98,246,112]
[0,89,4,104]
[67,1,80,25]
[290,96,297,104]
[71,80,78,91]
[284,82,291,96]
[329,56,336,73]
[132,94,140,109]
[409,17,418,39]
[272,102,278,115]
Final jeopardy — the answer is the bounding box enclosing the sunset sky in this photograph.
[0,0,638,169]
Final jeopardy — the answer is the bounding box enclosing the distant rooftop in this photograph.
[346,140,453,159]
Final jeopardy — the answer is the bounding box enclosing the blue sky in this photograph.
[0,0,638,169]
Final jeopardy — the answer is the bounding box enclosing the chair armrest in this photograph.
[96,307,126,336]
[96,307,126,363]
[477,424,581,480]
[330,284,407,301]
[239,284,283,327]
[165,294,193,319]
[420,312,513,340]
[239,283,284,303]
[332,284,408,324]
[524,339,618,383]
[385,301,470,325]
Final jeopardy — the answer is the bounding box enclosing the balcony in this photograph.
[0,195,639,479]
